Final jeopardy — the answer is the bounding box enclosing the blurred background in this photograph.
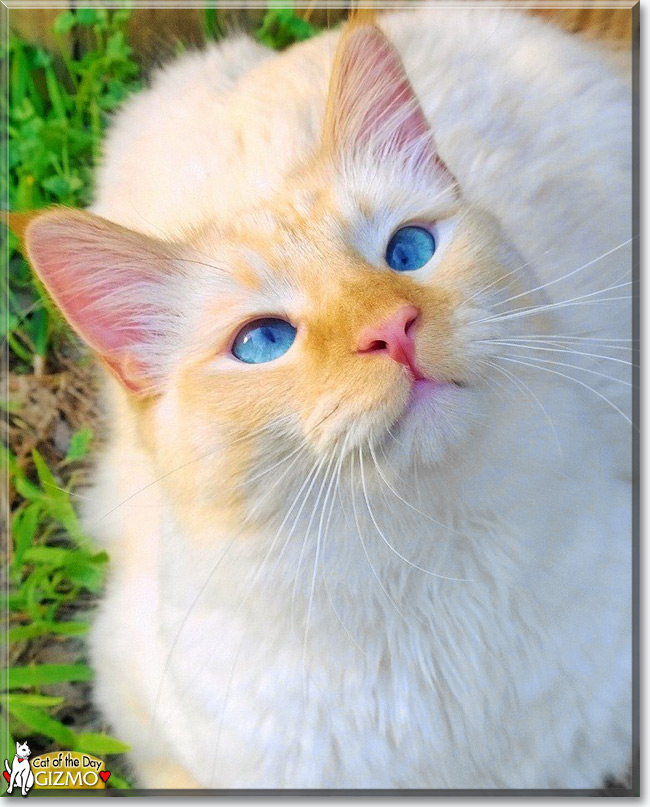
[8,4,635,60]
[2,3,636,792]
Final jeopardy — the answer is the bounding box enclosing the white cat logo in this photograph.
[4,741,35,796]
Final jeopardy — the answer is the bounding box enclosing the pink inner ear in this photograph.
[340,27,430,154]
[28,223,159,355]
[25,209,182,394]
[326,24,452,180]
[31,241,152,393]
[33,243,143,354]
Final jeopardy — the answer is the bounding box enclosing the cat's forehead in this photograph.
[235,163,457,246]
[190,160,462,300]
[227,182,342,250]
[193,197,349,290]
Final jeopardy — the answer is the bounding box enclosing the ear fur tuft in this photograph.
[3,209,42,251]
[345,6,378,28]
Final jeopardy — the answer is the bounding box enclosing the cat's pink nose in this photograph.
[357,305,423,377]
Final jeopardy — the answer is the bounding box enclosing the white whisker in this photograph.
[90,420,278,526]
[483,359,563,457]
[321,444,368,657]
[490,238,633,310]
[298,448,338,656]
[464,251,548,306]
[481,334,636,344]
[349,451,421,630]
[496,356,634,427]
[207,450,327,785]
[504,353,633,387]
[481,340,635,367]
[362,446,472,581]
[472,274,633,327]
[368,442,467,537]
[477,296,632,328]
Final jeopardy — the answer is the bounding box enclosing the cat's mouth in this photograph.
[391,341,465,405]
[406,376,461,410]
[377,371,473,467]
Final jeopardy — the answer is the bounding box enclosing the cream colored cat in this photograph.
[22,6,633,790]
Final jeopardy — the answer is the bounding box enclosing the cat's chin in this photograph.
[407,378,453,408]
[382,380,478,468]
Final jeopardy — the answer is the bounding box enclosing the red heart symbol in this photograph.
[100,771,111,784]
[3,771,10,783]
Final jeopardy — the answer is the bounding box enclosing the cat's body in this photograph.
[25,7,632,789]
[89,399,631,789]
[5,742,35,796]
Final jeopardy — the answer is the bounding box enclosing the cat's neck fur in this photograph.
[98,366,591,638]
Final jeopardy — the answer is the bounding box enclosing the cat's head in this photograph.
[15,742,30,758]
[20,23,548,523]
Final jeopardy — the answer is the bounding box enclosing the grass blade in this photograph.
[6,704,75,746]
[74,733,130,755]
[8,664,93,688]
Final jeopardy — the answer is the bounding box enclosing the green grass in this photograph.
[3,8,143,789]
[4,6,321,791]
[4,8,142,373]
[4,435,133,788]
[255,8,319,48]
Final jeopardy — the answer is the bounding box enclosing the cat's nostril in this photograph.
[405,313,419,335]
[361,339,388,354]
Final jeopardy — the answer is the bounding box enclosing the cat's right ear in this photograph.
[21,208,190,395]
[323,23,454,186]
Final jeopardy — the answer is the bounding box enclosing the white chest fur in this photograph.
[91,380,631,788]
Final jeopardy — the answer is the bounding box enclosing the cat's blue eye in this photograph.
[231,318,296,364]
[385,226,436,272]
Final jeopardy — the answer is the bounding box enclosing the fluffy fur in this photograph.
[23,7,632,789]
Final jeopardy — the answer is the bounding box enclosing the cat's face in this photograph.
[21,23,548,524]
[174,171,513,470]
[15,742,30,758]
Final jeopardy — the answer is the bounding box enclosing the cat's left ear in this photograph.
[323,24,454,183]
[21,208,194,395]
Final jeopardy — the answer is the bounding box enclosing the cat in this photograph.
[5,741,35,796]
[19,6,633,790]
